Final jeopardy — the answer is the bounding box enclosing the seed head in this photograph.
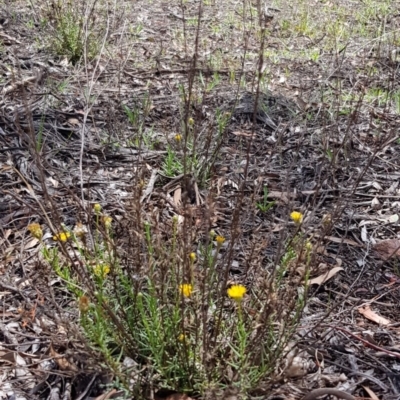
[27,223,43,240]
[79,295,90,313]
[102,215,112,228]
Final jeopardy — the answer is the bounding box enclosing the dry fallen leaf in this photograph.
[373,238,400,260]
[93,389,121,400]
[308,266,344,285]
[46,177,59,188]
[371,197,380,209]
[67,118,80,126]
[232,130,255,138]
[362,385,380,400]
[173,187,182,207]
[268,190,292,203]
[361,226,368,242]
[284,356,309,378]
[24,238,39,250]
[49,345,78,372]
[319,235,362,247]
[358,305,391,325]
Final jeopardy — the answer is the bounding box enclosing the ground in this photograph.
[1,0,400,399]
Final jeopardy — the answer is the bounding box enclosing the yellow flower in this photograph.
[93,264,110,278]
[305,240,312,252]
[290,211,303,224]
[175,134,182,142]
[189,252,196,262]
[188,117,194,126]
[216,235,225,245]
[27,223,43,240]
[227,284,246,301]
[178,333,186,342]
[179,284,193,298]
[52,231,71,242]
[93,203,102,213]
[102,215,112,228]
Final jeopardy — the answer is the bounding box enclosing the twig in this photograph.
[328,325,400,359]
[141,169,159,203]
[303,388,355,400]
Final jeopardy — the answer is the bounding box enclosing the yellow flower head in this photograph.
[178,333,186,342]
[188,117,194,126]
[216,235,225,245]
[227,284,246,301]
[27,223,43,240]
[93,203,102,213]
[93,264,110,279]
[175,134,182,142]
[179,283,193,298]
[290,211,303,224]
[102,215,112,228]
[53,231,71,242]
[189,252,196,262]
[305,240,312,252]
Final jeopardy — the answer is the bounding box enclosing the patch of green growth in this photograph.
[162,145,185,177]
[256,186,276,213]
[325,148,334,162]
[35,115,46,153]
[123,97,158,149]
[45,0,103,63]
[365,87,389,107]
[294,9,316,37]
[57,79,70,94]
[187,17,199,26]
[277,246,297,284]
[392,91,400,114]
[264,49,280,64]
[302,48,320,62]
[199,71,221,92]
[280,19,291,34]
[26,19,35,29]
[123,103,142,128]
[35,205,311,398]
[130,22,144,37]
[353,0,391,38]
